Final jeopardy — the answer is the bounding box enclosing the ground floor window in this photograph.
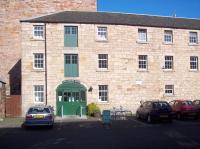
[190,56,198,70]
[165,85,174,95]
[34,85,44,102]
[99,85,108,102]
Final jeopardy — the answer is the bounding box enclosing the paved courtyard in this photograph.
[0,117,200,149]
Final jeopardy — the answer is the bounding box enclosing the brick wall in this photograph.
[0,0,96,95]
[0,84,6,118]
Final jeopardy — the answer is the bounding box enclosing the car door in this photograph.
[138,102,146,119]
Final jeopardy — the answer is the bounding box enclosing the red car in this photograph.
[169,100,198,120]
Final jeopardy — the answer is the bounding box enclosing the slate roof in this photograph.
[21,11,200,30]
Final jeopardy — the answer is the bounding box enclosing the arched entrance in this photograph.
[56,80,87,116]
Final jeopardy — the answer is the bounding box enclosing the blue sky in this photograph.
[97,0,200,19]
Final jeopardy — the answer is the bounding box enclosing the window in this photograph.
[190,56,198,70]
[138,29,147,42]
[99,85,108,102]
[165,85,174,95]
[97,27,107,40]
[33,25,44,39]
[34,53,44,69]
[189,32,198,44]
[98,54,108,69]
[138,55,148,70]
[164,30,173,43]
[164,56,173,69]
[64,54,79,77]
[34,85,44,102]
[64,26,78,47]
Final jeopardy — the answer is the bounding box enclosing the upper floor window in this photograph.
[33,25,44,39]
[64,26,78,47]
[97,27,107,41]
[165,85,174,95]
[164,30,173,44]
[138,55,148,70]
[99,85,108,102]
[34,85,44,102]
[98,54,108,69]
[138,29,147,42]
[189,32,198,44]
[190,56,198,70]
[34,53,44,69]
[64,54,79,77]
[164,56,173,70]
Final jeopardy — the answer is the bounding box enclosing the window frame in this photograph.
[138,55,148,70]
[164,56,174,70]
[33,53,45,70]
[98,85,108,102]
[138,29,147,42]
[33,85,45,103]
[164,30,173,44]
[98,54,108,69]
[96,26,108,41]
[33,25,44,39]
[165,85,174,96]
[189,32,198,44]
[190,56,198,70]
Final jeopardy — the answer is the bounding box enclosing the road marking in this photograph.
[53,138,66,144]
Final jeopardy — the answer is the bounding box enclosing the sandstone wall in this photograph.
[21,22,200,115]
[0,0,96,95]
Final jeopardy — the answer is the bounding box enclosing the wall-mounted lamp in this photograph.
[88,86,93,92]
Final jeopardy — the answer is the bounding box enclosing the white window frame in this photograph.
[138,29,147,42]
[138,55,148,70]
[164,56,173,70]
[165,85,174,96]
[189,32,198,44]
[98,54,108,69]
[164,30,173,44]
[33,25,44,39]
[97,26,107,41]
[33,53,45,70]
[34,85,44,103]
[98,85,108,102]
[190,56,198,70]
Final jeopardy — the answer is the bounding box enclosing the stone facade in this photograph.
[21,22,200,115]
[0,0,96,95]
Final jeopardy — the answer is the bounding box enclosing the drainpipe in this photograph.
[44,23,47,105]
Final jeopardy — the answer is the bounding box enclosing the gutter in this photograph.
[44,23,47,105]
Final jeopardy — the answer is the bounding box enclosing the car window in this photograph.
[153,102,170,109]
[28,107,50,114]
[194,100,200,105]
[181,101,193,106]
[169,101,174,106]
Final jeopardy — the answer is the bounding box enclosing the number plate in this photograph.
[34,115,44,119]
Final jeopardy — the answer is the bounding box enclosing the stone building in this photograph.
[0,0,96,95]
[20,11,200,116]
[0,79,6,118]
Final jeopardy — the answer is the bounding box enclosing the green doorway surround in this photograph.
[56,80,87,116]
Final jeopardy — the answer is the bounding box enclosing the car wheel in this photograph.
[177,113,182,120]
[136,112,140,119]
[147,115,152,123]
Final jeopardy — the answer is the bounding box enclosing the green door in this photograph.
[64,26,78,47]
[56,81,86,116]
[64,54,79,77]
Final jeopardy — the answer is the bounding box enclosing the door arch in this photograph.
[56,80,87,116]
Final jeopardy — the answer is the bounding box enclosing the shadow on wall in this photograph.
[8,59,21,95]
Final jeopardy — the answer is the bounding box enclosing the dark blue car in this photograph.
[24,105,54,128]
[136,101,173,123]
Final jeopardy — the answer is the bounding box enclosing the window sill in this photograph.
[32,69,45,72]
[97,101,109,104]
[136,40,148,44]
[30,37,45,41]
[188,43,199,46]
[34,101,45,104]
[163,42,173,45]
[189,69,199,72]
[95,39,108,42]
[137,69,148,72]
[163,69,174,72]
[96,69,109,72]
[164,94,175,97]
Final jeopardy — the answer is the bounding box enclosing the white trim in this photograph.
[32,53,45,70]
[96,26,108,41]
[33,85,45,104]
[32,25,44,40]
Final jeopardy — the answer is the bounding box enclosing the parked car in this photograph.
[193,100,200,117]
[24,105,54,128]
[169,100,198,120]
[136,101,173,123]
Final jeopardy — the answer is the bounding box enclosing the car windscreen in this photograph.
[28,107,50,114]
[181,101,193,106]
[153,102,170,109]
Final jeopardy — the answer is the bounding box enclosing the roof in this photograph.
[20,11,200,30]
